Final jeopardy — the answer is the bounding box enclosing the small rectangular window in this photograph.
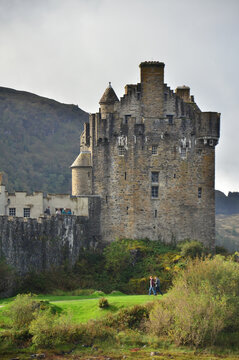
[151,172,159,183]
[151,186,159,198]
[198,187,202,198]
[9,208,16,216]
[118,146,125,156]
[167,115,173,125]
[164,93,167,101]
[125,172,127,180]
[23,208,30,218]
[124,115,131,124]
[154,209,157,218]
[152,145,158,155]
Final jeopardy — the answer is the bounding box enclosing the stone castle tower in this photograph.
[71,61,220,247]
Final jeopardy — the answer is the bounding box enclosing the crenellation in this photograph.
[71,61,220,247]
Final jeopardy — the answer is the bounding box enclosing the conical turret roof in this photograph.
[99,82,119,105]
[70,151,91,168]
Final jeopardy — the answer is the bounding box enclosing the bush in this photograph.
[215,245,228,255]
[29,311,116,348]
[4,294,40,330]
[29,309,72,347]
[148,256,239,347]
[179,240,205,258]
[99,297,109,308]
[93,290,105,297]
[3,293,61,331]
[104,303,152,330]
[0,329,31,347]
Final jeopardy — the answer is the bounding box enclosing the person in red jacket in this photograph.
[149,275,156,295]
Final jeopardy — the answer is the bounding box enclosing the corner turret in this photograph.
[70,151,92,196]
[99,82,119,119]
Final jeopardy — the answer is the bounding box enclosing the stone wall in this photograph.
[0,196,101,276]
[77,61,220,247]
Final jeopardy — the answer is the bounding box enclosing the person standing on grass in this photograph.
[154,276,163,295]
[149,275,156,295]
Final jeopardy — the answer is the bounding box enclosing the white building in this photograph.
[0,173,89,218]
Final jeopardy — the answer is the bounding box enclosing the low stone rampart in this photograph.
[0,197,101,276]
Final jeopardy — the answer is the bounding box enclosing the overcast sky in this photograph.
[0,0,238,194]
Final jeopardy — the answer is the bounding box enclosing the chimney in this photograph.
[139,61,165,118]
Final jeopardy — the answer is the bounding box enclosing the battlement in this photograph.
[71,61,220,246]
[139,61,165,68]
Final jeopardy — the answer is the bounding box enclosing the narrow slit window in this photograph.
[125,172,127,180]
[167,114,173,125]
[154,209,157,218]
[198,187,202,198]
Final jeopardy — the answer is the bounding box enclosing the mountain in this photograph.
[215,190,239,215]
[0,87,88,193]
[215,191,239,252]
[216,214,239,252]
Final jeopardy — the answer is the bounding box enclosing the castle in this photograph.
[71,61,220,247]
[0,61,220,250]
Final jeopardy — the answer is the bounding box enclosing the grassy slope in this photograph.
[0,294,159,326]
[1,294,239,359]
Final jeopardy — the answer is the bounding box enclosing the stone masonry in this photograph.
[72,61,220,248]
[0,196,101,276]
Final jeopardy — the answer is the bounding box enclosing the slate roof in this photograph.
[99,83,119,105]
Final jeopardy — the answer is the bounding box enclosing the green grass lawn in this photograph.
[0,293,160,327]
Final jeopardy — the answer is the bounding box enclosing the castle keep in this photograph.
[71,61,220,247]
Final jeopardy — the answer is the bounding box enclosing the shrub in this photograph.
[29,309,72,347]
[3,293,61,331]
[30,312,116,348]
[99,297,109,308]
[126,277,148,294]
[0,329,31,347]
[179,240,205,258]
[110,290,125,296]
[148,256,239,347]
[104,303,152,330]
[93,290,105,297]
[81,321,116,344]
[4,294,40,330]
[215,245,228,255]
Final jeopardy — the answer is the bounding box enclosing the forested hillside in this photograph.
[0,87,88,193]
